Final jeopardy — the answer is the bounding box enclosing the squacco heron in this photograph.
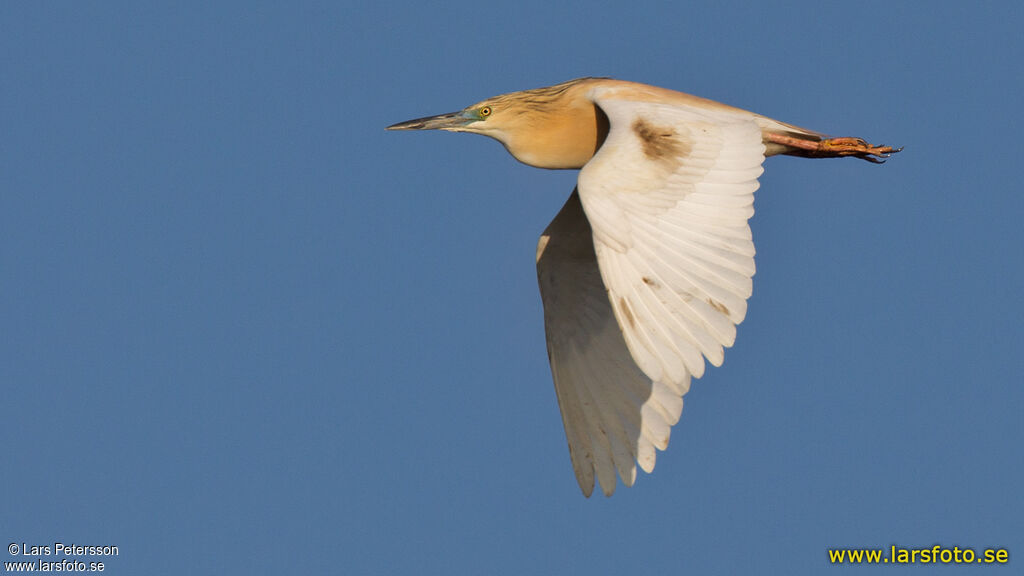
[388,77,899,497]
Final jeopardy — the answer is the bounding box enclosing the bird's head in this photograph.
[387,79,608,170]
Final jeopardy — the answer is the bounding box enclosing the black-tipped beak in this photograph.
[386,111,470,131]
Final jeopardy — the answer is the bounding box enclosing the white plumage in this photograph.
[540,89,765,495]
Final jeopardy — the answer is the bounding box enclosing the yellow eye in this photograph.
[479,106,492,117]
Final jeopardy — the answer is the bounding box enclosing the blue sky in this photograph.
[3,2,1021,574]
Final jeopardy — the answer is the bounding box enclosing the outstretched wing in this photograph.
[537,191,683,497]
[538,84,767,496]
[580,87,766,386]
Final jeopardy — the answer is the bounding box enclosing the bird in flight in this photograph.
[388,78,899,497]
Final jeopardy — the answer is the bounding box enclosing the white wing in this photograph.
[537,192,683,497]
[538,87,766,496]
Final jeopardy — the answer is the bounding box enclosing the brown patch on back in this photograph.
[633,119,690,164]
[641,276,657,287]
[618,297,636,329]
[707,298,730,316]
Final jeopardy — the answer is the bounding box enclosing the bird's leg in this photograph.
[767,133,902,163]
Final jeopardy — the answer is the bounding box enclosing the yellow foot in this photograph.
[818,137,903,163]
